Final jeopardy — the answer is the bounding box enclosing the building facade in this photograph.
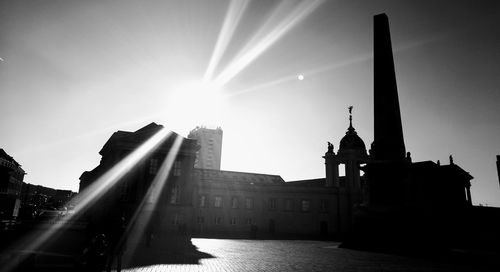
[188,126,223,170]
[78,115,474,242]
[79,123,199,241]
[79,120,367,240]
[0,149,25,219]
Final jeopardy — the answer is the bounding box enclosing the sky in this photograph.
[1,0,499,206]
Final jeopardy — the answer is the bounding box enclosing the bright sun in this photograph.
[166,79,226,129]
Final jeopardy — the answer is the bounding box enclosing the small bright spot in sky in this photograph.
[298,74,304,81]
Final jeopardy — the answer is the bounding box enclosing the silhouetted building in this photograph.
[366,14,473,209]
[79,123,199,239]
[80,120,369,239]
[192,127,360,238]
[20,183,50,208]
[341,14,476,250]
[20,183,76,209]
[188,126,223,170]
[0,149,25,219]
[53,189,76,208]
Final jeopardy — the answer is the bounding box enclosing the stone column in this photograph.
[324,149,338,187]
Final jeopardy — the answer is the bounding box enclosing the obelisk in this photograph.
[366,14,409,207]
[372,14,406,161]
[341,13,411,249]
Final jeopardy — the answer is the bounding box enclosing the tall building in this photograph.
[188,126,223,170]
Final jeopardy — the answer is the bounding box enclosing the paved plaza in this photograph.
[117,238,498,272]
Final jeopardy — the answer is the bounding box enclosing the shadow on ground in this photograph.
[1,229,214,271]
[120,236,214,269]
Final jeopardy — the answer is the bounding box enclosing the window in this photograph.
[301,199,311,212]
[339,163,346,177]
[199,195,207,207]
[231,197,239,209]
[169,185,180,204]
[214,196,223,208]
[197,216,204,224]
[246,218,253,225]
[172,214,179,225]
[320,200,328,213]
[230,217,237,225]
[285,199,293,211]
[173,160,182,176]
[149,158,158,174]
[269,198,277,210]
[245,197,254,209]
[214,217,222,225]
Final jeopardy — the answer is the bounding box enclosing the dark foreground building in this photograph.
[79,120,369,240]
[0,149,25,220]
[79,123,199,239]
[341,14,500,251]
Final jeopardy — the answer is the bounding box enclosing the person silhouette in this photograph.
[83,234,108,272]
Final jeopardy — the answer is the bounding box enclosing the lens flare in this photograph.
[203,0,250,82]
[3,127,171,272]
[121,135,184,262]
[214,0,324,87]
[229,54,372,98]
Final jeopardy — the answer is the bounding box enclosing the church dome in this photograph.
[339,127,366,152]
[338,106,367,153]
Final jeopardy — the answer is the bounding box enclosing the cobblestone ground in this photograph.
[118,239,497,272]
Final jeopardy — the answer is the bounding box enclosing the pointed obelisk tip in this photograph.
[372,12,406,161]
[374,13,389,23]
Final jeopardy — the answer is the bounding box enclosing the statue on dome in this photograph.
[327,142,334,153]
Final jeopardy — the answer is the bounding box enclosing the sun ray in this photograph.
[203,0,250,82]
[71,128,171,217]
[214,0,324,87]
[228,53,371,98]
[3,128,171,272]
[121,135,184,260]
[229,73,299,97]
